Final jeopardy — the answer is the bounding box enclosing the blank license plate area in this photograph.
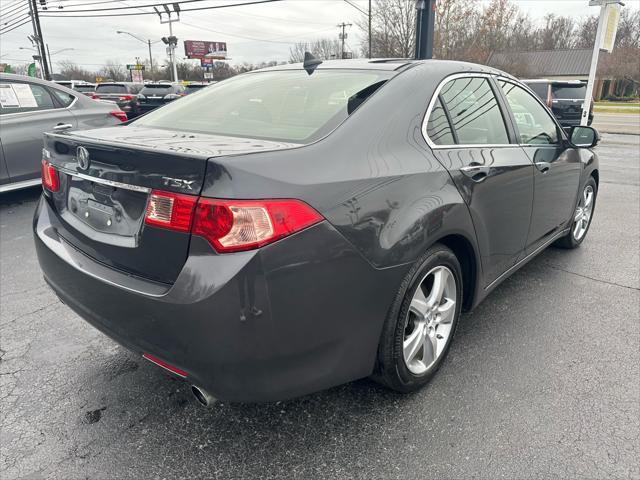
[66,177,148,238]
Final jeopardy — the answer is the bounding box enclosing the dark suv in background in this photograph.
[137,83,186,113]
[91,82,144,117]
[523,79,593,128]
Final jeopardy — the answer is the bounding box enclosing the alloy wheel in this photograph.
[403,266,457,375]
[573,185,594,241]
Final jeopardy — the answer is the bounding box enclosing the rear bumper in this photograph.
[34,196,406,402]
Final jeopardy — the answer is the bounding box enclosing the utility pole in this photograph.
[414,0,436,60]
[27,0,50,79]
[147,39,154,78]
[337,22,352,60]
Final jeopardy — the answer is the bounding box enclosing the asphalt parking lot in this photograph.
[1,134,638,480]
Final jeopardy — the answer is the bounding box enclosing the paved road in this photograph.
[1,135,638,480]
[593,112,640,135]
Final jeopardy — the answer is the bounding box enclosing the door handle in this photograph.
[535,161,551,174]
[52,123,73,131]
[460,165,491,182]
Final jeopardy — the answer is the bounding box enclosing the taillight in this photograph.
[110,110,128,122]
[144,190,197,232]
[144,191,323,253]
[119,95,134,101]
[192,198,323,253]
[91,93,99,100]
[41,159,60,192]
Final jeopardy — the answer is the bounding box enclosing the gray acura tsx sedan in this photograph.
[34,58,599,405]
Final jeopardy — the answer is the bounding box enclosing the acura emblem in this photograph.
[77,146,90,170]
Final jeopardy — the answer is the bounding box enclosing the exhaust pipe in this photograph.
[191,385,216,407]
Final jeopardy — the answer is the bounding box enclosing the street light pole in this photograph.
[117,31,157,79]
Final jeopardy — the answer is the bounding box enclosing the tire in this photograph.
[555,176,597,249]
[374,244,463,393]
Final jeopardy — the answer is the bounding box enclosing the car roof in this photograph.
[253,58,511,77]
[521,79,585,84]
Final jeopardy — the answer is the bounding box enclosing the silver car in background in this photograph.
[0,73,126,193]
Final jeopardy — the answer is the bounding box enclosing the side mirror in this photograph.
[569,126,599,148]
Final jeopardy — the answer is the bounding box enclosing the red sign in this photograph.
[184,40,227,59]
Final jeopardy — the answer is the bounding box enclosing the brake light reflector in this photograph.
[142,354,187,378]
[145,190,197,232]
[41,160,60,192]
[192,198,323,253]
[110,110,127,122]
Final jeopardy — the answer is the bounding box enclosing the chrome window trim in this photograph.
[422,72,514,150]
[57,166,151,193]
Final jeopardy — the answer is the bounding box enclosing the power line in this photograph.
[343,0,366,16]
[0,14,30,31]
[39,0,282,16]
[1,1,29,17]
[42,0,209,12]
[181,20,335,44]
[1,7,30,24]
[0,17,30,34]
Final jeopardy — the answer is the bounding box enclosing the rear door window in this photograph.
[426,97,455,145]
[427,76,510,146]
[50,89,75,107]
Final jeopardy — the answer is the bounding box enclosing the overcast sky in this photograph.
[1,0,638,71]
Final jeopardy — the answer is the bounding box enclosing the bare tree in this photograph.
[357,0,415,58]
[289,38,342,62]
[434,0,479,60]
[56,60,95,81]
[98,61,127,81]
[536,14,576,50]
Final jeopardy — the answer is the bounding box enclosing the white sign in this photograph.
[0,83,38,109]
[10,83,38,108]
[0,84,20,108]
[602,3,621,52]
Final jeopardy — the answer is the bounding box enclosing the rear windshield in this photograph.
[74,85,94,92]
[141,85,172,95]
[133,70,390,143]
[96,84,127,94]
[552,84,586,100]
[526,82,548,99]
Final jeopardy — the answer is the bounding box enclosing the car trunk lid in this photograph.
[43,126,298,284]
